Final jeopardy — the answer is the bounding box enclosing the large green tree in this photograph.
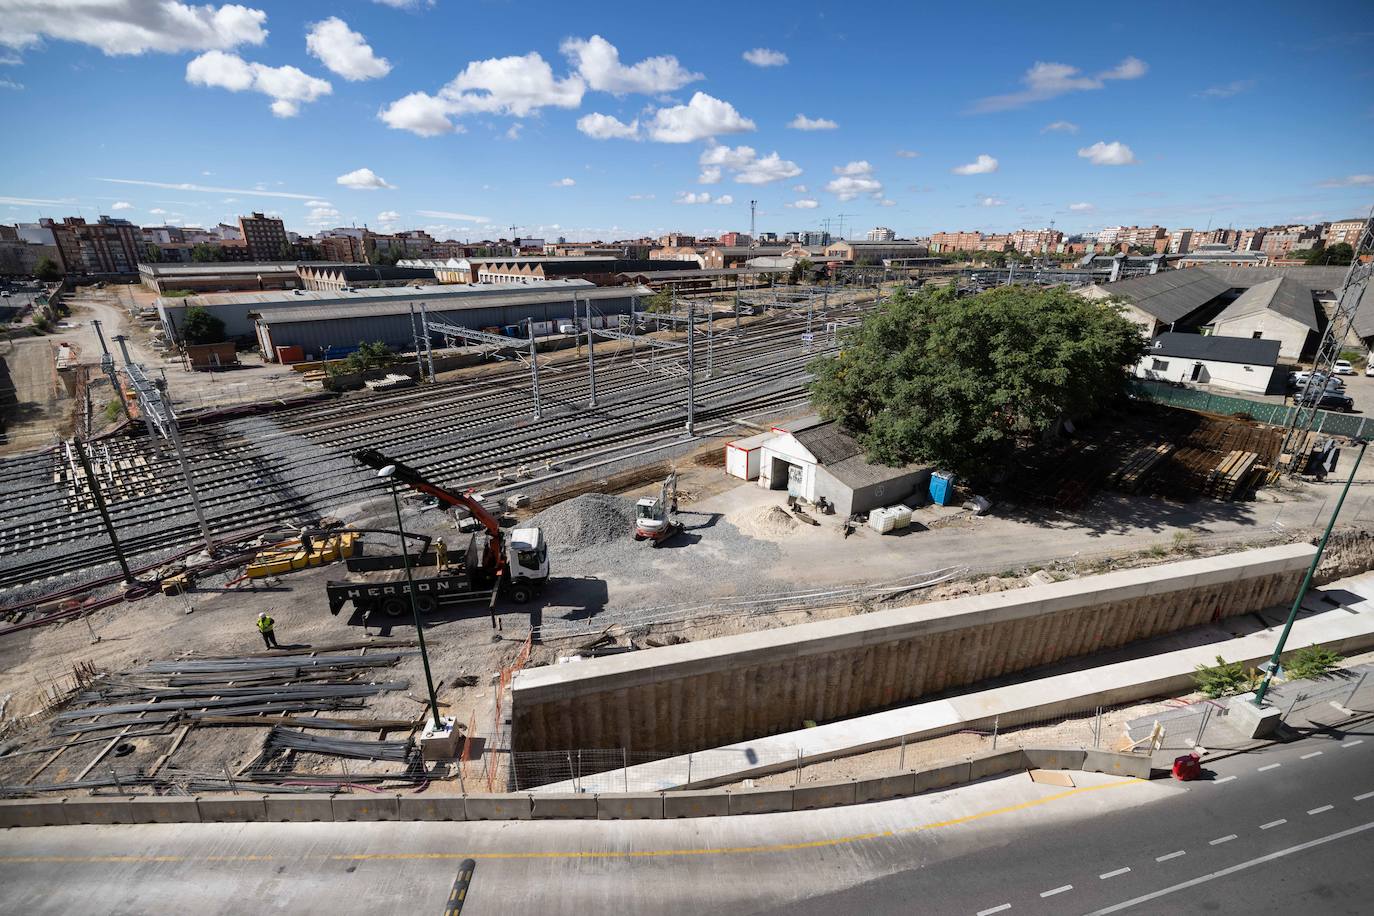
[34,257,62,281]
[809,285,1146,479]
[180,305,226,344]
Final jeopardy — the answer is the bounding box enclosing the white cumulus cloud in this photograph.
[980,197,1005,207]
[699,143,801,185]
[186,50,331,117]
[788,199,819,209]
[1078,140,1137,166]
[675,192,733,205]
[551,177,576,187]
[645,92,755,143]
[1068,201,1094,211]
[825,161,883,201]
[0,1,267,56]
[560,35,700,94]
[787,114,837,131]
[416,208,490,223]
[742,48,787,67]
[306,17,390,81]
[111,201,133,210]
[895,149,920,158]
[971,57,1147,113]
[336,167,395,190]
[952,154,998,175]
[576,112,640,140]
[1042,120,1079,133]
[379,51,583,135]
[834,161,873,176]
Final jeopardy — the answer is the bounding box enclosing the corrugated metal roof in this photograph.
[256,285,650,325]
[1210,276,1319,330]
[1147,332,1280,366]
[793,422,862,465]
[178,279,593,308]
[1092,268,1232,323]
[140,261,302,276]
[617,267,772,280]
[1199,265,1348,291]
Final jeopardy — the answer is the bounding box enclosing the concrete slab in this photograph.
[968,749,1030,780]
[0,799,67,828]
[129,796,201,825]
[397,794,467,821]
[793,780,858,810]
[330,794,399,822]
[663,790,730,818]
[196,795,267,823]
[464,794,531,820]
[1023,748,1088,771]
[530,793,597,819]
[1226,693,1284,739]
[62,797,136,825]
[595,794,663,820]
[726,787,794,815]
[915,759,972,793]
[264,794,335,823]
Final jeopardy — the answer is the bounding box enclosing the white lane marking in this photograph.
[1099,867,1131,880]
[1257,763,1282,772]
[1213,775,1237,784]
[1355,791,1374,802]
[1342,739,1364,748]
[1301,751,1324,760]
[1260,819,1287,830]
[1084,821,1374,915]
[1040,885,1073,898]
[976,905,1010,916]
[1308,805,1334,815]
[1156,850,1187,862]
[1209,835,1238,846]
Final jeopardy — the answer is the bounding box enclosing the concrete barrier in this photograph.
[915,758,972,793]
[530,793,597,819]
[968,749,1031,780]
[397,794,467,821]
[464,794,532,820]
[855,773,916,803]
[663,790,730,818]
[63,797,136,825]
[793,779,857,811]
[130,796,202,824]
[197,795,267,823]
[331,794,399,822]
[264,794,334,823]
[1023,747,1088,771]
[595,793,662,820]
[0,798,67,828]
[1082,749,1152,778]
[726,787,795,815]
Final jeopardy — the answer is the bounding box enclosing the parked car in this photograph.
[1365,360,1374,377]
[1300,389,1354,412]
[1290,370,1344,391]
[1334,359,1354,375]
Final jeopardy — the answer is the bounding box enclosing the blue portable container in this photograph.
[929,471,956,506]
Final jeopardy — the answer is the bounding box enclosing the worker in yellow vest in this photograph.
[256,612,279,649]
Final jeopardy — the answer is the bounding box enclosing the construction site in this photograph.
[4,252,1374,819]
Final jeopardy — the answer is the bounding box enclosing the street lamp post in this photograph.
[378,465,444,732]
[1254,437,1368,706]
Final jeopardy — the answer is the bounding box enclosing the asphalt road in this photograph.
[1,727,1369,915]
[767,725,1374,916]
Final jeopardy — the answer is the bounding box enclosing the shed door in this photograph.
[787,463,804,498]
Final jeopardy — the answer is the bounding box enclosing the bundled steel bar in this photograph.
[265,727,413,762]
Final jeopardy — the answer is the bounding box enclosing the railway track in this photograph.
[0,306,860,602]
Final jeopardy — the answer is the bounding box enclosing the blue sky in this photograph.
[1,1,1370,242]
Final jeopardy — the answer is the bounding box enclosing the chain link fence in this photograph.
[1128,379,1372,439]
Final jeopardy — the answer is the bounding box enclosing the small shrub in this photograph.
[1171,531,1198,554]
[1193,655,1261,698]
[1284,644,1343,681]
[1146,543,1169,558]
[103,399,122,423]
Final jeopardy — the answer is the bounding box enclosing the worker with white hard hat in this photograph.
[256,611,279,649]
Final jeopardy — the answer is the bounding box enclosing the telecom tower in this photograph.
[1280,207,1374,472]
[749,199,757,247]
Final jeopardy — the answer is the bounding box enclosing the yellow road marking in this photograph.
[0,779,1143,865]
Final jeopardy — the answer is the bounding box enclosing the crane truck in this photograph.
[325,449,549,619]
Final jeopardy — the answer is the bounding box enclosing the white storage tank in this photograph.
[887,504,913,529]
[868,507,896,534]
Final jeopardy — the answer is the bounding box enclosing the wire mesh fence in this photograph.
[1128,379,1372,439]
[1276,665,1373,725]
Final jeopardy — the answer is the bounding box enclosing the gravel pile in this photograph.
[529,493,639,548]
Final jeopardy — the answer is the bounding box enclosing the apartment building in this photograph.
[1009,228,1064,254]
[1325,219,1367,249]
[929,231,982,253]
[865,227,896,242]
[238,212,290,261]
[44,216,141,274]
[1168,229,1194,255]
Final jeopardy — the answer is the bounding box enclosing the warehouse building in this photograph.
[1134,333,1281,394]
[158,279,594,342]
[297,264,437,291]
[139,261,302,294]
[253,284,650,362]
[1207,276,1322,360]
[756,417,931,517]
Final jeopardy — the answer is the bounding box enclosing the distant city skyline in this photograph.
[1,2,1370,241]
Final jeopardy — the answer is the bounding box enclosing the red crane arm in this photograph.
[353,449,504,541]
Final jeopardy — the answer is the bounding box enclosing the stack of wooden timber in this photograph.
[1107,442,1175,493]
[1205,450,1262,500]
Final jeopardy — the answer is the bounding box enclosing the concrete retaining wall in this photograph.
[0,747,1149,828]
[513,544,1314,754]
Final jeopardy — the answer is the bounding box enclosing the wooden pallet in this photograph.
[1204,449,1259,500]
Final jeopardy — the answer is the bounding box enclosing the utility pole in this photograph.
[526,318,541,419]
[90,319,132,423]
[72,437,134,584]
[685,294,695,436]
[1255,438,1368,706]
[583,294,597,408]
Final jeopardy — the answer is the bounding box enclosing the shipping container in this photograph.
[275,344,305,364]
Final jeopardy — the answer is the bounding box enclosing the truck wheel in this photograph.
[381,596,409,617]
[508,583,532,604]
[415,595,437,614]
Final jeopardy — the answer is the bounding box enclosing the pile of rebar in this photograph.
[266,727,412,762]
